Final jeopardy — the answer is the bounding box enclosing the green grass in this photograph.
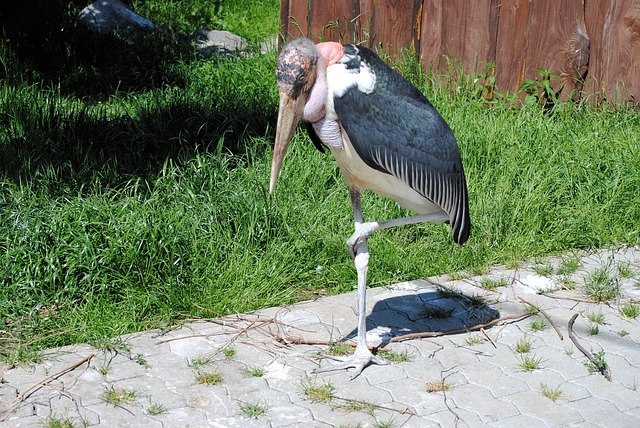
[2,0,640,363]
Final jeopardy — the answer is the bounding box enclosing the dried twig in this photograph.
[518,297,563,340]
[480,328,497,348]
[389,312,531,342]
[1,353,95,421]
[567,313,611,381]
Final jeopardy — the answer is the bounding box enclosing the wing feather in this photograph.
[333,45,470,244]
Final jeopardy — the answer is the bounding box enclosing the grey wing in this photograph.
[334,89,470,245]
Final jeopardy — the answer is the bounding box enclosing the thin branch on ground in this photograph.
[518,297,564,340]
[567,313,611,381]
[1,353,95,421]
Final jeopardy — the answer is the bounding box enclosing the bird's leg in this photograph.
[315,189,387,379]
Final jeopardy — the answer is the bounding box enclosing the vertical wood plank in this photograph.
[366,0,422,54]
[495,0,529,94]
[585,0,640,103]
[421,0,499,74]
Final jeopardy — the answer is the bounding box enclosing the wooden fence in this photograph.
[279,0,640,104]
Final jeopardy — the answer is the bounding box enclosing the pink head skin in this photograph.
[270,39,344,194]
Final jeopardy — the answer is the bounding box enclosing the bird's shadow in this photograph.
[341,288,501,347]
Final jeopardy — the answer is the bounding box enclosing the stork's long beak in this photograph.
[269,91,305,194]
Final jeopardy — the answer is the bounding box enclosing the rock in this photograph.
[192,29,247,56]
[77,0,155,37]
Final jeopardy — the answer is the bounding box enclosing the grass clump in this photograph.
[514,337,532,353]
[425,379,453,393]
[242,366,265,377]
[195,371,223,385]
[382,350,411,363]
[620,303,640,318]
[422,304,455,319]
[540,383,563,401]
[584,264,621,302]
[518,354,543,372]
[302,376,335,403]
[529,318,547,332]
[240,401,268,418]
[102,386,138,406]
[480,277,508,290]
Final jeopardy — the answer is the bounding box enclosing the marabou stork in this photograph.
[270,38,470,378]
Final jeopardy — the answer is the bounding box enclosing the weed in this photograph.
[480,277,508,290]
[102,386,137,406]
[557,256,581,276]
[195,371,223,385]
[585,350,608,374]
[189,356,213,370]
[533,264,554,277]
[222,347,236,359]
[540,383,563,401]
[426,379,453,393]
[617,262,633,278]
[242,366,265,377]
[374,418,396,428]
[327,342,354,356]
[240,401,268,418]
[584,265,621,302]
[588,323,599,335]
[339,399,377,414]
[585,311,605,324]
[302,376,334,402]
[147,402,167,415]
[558,276,577,290]
[466,334,484,346]
[514,337,532,353]
[529,318,547,332]
[382,350,411,363]
[422,304,455,319]
[45,415,80,428]
[524,304,540,315]
[620,303,639,318]
[618,330,630,337]
[518,354,543,371]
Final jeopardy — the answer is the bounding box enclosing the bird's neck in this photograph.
[302,56,328,123]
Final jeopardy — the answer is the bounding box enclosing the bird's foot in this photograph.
[314,347,388,380]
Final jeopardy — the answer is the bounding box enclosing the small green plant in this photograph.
[102,386,137,406]
[558,276,577,290]
[240,401,268,418]
[618,330,630,337]
[302,376,335,402]
[339,398,377,414]
[327,342,354,356]
[45,416,78,428]
[557,256,581,276]
[585,311,605,324]
[189,355,213,370]
[373,418,396,428]
[617,262,633,278]
[518,67,560,109]
[584,265,621,302]
[147,402,167,415]
[196,371,223,385]
[466,334,484,346]
[588,323,599,335]
[425,379,453,393]
[518,354,543,372]
[422,304,455,319]
[382,350,411,363]
[133,353,150,368]
[620,303,639,318]
[242,366,265,377]
[480,277,508,290]
[529,318,547,332]
[540,383,563,401]
[585,350,608,374]
[222,346,236,359]
[514,337,532,353]
[533,264,554,277]
[524,304,540,315]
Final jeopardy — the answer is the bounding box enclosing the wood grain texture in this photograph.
[280,0,640,103]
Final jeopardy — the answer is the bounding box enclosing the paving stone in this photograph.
[3,247,640,427]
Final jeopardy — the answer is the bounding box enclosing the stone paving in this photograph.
[2,247,640,427]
